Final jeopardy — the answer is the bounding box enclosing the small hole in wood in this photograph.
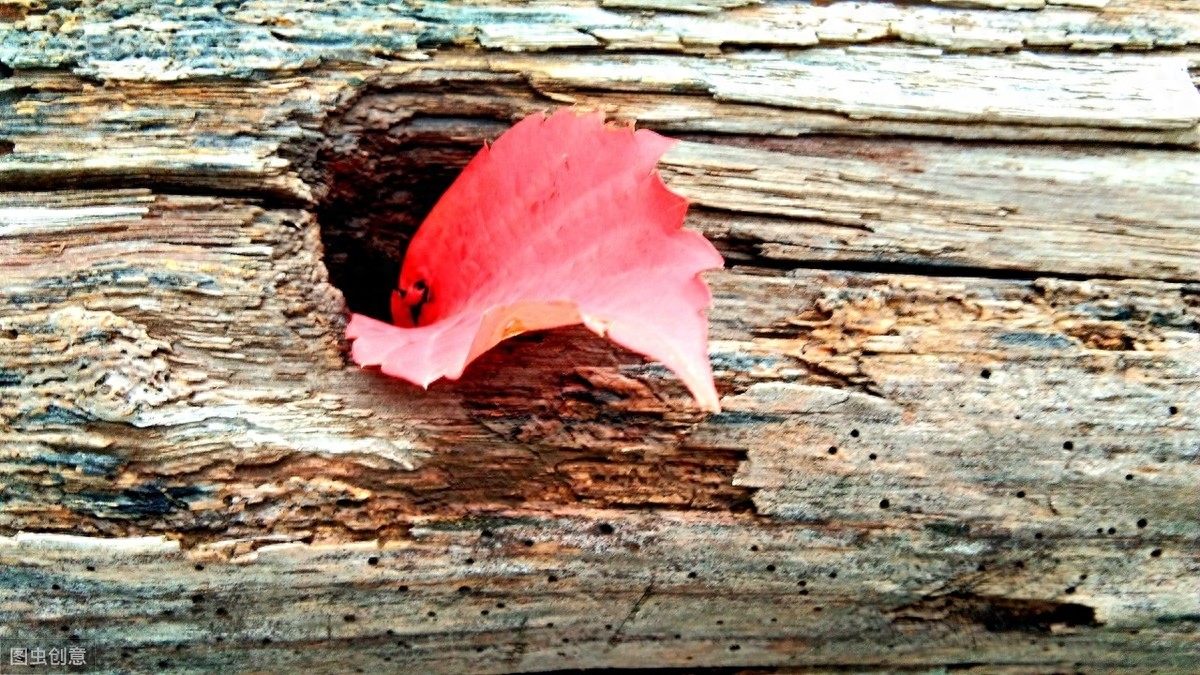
[1063,441,1074,450]
[879,499,890,509]
[367,556,379,566]
[597,523,614,535]
[1150,549,1162,558]
[1137,518,1147,529]
[980,369,992,379]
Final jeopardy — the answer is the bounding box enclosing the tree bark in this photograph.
[1,1,1198,672]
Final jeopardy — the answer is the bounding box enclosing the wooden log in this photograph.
[1,0,1198,672]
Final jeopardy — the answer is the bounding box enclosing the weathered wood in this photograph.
[1,0,1199,673]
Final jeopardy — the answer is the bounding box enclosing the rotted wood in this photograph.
[1,0,1199,673]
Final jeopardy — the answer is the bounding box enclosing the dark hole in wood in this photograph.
[896,593,1100,633]
[316,114,496,323]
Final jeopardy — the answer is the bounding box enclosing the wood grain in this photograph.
[1,0,1199,672]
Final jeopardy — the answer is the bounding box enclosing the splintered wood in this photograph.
[1,0,1198,672]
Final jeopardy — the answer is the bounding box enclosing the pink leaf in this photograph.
[346,109,723,412]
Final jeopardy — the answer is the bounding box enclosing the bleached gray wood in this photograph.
[1,0,1198,673]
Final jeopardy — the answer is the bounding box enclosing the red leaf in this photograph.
[346,109,723,412]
